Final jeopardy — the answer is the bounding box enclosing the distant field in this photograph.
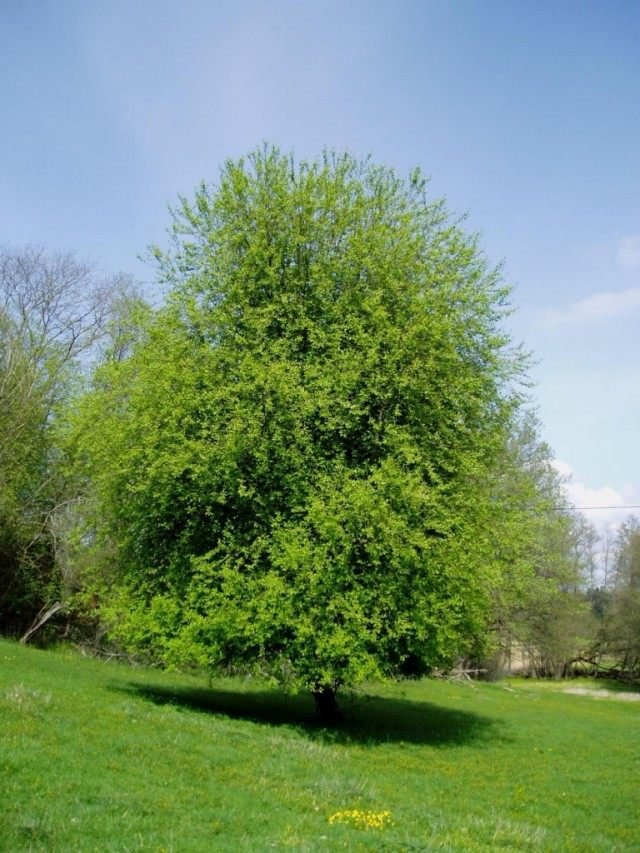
[1,639,639,851]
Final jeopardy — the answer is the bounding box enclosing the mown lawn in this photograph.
[1,639,638,851]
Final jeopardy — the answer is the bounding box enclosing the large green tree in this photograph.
[74,148,524,717]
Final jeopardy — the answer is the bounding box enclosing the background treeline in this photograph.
[0,245,145,641]
[1,237,637,682]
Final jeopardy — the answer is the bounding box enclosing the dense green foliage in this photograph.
[2,639,639,850]
[3,154,628,695]
[73,148,524,697]
[0,247,90,632]
[0,313,57,630]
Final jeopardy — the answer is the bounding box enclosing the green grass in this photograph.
[1,640,639,851]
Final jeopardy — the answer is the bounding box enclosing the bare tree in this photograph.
[0,244,140,376]
[601,525,615,590]
[0,244,143,637]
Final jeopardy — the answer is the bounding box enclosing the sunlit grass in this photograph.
[1,639,638,850]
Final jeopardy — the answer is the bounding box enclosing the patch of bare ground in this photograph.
[563,687,640,701]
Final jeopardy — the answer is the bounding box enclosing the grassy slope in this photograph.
[1,640,639,851]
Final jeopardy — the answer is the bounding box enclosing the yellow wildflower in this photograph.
[328,809,393,830]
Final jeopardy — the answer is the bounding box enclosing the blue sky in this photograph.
[2,0,639,526]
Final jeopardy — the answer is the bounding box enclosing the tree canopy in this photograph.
[74,148,526,714]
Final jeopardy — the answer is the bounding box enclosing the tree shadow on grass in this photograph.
[114,681,504,748]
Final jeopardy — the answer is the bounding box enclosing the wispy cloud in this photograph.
[616,235,640,270]
[552,459,639,530]
[541,287,640,326]
[539,234,640,327]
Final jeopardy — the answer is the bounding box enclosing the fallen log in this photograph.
[20,602,66,645]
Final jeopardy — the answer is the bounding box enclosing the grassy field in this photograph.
[1,639,639,851]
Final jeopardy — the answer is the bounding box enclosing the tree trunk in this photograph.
[20,601,65,644]
[312,685,343,725]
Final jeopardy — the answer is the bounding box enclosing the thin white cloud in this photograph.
[616,235,640,270]
[552,459,574,479]
[542,287,640,326]
[552,459,639,531]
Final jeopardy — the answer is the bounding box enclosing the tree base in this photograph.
[312,685,343,725]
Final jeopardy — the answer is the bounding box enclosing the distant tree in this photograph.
[0,245,139,636]
[586,585,611,622]
[73,147,525,719]
[571,515,599,592]
[601,525,615,590]
[605,516,640,676]
[478,412,595,678]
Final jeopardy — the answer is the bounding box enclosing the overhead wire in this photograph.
[562,505,640,511]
